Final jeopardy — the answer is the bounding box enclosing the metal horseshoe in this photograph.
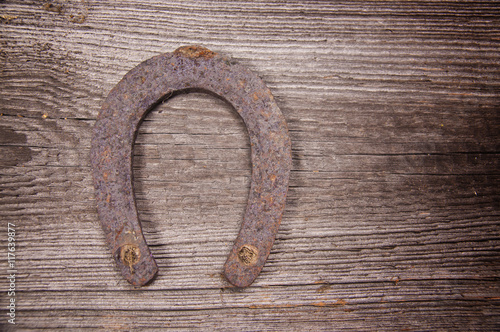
[90,45,292,288]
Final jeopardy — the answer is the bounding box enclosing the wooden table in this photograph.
[1,1,499,330]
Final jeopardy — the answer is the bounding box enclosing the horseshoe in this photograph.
[90,45,292,288]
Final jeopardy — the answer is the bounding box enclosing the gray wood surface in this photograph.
[1,0,499,330]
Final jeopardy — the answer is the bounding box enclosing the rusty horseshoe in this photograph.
[90,45,292,288]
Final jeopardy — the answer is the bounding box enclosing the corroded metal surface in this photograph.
[90,45,292,287]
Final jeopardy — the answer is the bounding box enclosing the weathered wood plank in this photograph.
[1,0,499,330]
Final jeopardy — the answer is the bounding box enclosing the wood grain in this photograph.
[0,0,499,330]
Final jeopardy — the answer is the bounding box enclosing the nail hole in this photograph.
[120,244,140,273]
[237,244,258,265]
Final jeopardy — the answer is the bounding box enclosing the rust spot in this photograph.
[316,284,331,293]
[43,3,63,13]
[313,302,326,307]
[174,45,215,59]
[1,14,18,22]
[312,299,347,307]
[70,14,86,24]
[336,299,347,306]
